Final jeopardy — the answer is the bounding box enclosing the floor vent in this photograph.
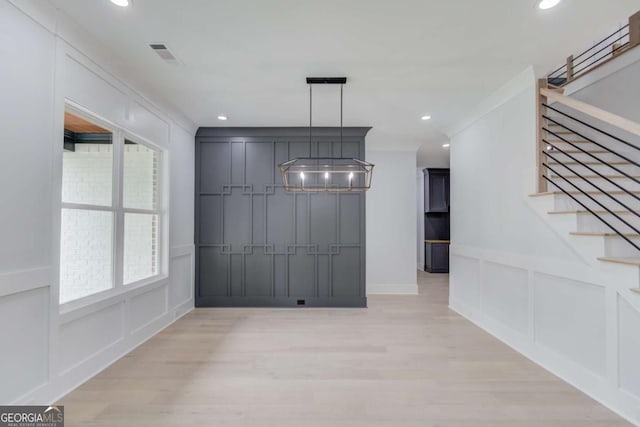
[296,299,306,306]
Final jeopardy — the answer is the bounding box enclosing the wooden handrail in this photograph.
[547,9,639,87]
[540,88,640,138]
[536,79,549,193]
[631,11,640,47]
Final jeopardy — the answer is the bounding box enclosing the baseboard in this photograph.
[367,283,419,295]
[195,296,366,308]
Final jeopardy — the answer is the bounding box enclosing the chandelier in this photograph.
[278,77,374,192]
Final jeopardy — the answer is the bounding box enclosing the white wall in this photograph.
[366,150,418,294]
[0,0,195,404]
[448,67,640,424]
[564,46,640,125]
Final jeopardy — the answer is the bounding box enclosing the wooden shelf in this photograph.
[425,240,450,244]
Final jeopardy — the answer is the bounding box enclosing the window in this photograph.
[60,110,163,304]
[122,141,160,284]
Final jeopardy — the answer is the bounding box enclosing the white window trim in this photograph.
[59,103,168,313]
[121,132,164,287]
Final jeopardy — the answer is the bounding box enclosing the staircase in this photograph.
[530,8,640,290]
[529,80,640,294]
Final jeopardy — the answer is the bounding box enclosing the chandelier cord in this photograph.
[340,83,343,158]
[309,84,312,158]
[308,81,345,159]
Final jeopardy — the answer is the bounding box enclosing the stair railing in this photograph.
[536,82,640,251]
[547,10,640,87]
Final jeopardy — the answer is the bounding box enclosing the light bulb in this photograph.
[300,172,305,180]
[324,172,329,180]
[538,0,561,10]
[349,172,354,180]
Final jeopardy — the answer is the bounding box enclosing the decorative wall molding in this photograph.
[195,131,367,307]
[0,267,50,298]
[59,277,170,322]
[170,244,194,259]
[169,246,195,308]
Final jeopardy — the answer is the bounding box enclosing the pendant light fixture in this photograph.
[278,77,374,192]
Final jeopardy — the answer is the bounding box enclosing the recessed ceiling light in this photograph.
[217,115,228,121]
[537,0,561,10]
[421,115,432,121]
[110,0,129,7]
[442,144,450,148]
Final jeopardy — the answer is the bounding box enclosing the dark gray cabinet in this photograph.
[423,168,450,273]
[424,168,450,213]
[425,242,449,273]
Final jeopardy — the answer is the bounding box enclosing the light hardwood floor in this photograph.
[59,272,630,426]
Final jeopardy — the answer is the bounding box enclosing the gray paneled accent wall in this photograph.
[195,127,370,307]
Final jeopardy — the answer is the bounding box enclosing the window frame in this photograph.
[121,134,164,287]
[60,104,167,312]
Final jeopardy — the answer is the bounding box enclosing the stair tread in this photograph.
[545,140,593,144]
[549,210,639,215]
[598,257,640,266]
[531,190,640,196]
[548,161,631,165]
[529,192,555,197]
[570,231,640,237]
[550,174,640,179]
[558,150,609,154]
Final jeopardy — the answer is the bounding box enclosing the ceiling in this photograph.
[48,0,639,163]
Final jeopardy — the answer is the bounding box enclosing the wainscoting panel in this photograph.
[483,262,529,335]
[533,273,606,377]
[195,128,370,307]
[59,301,124,373]
[619,295,640,399]
[129,285,168,333]
[449,255,480,309]
[0,287,49,403]
[169,249,193,308]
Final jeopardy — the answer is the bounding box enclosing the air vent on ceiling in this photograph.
[149,43,177,62]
